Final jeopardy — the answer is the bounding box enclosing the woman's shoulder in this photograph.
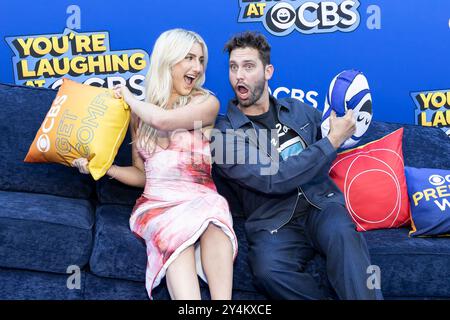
[192,88,215,99]
[191,89,219,107]
[192,87,214,96]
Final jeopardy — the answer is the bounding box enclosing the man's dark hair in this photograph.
[224,31,271,66]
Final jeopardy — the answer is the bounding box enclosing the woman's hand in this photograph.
[72,158,89,174]
[112,84,134,104]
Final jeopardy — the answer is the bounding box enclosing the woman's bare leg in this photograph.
[200,224,234,300]
[166,245,201,300]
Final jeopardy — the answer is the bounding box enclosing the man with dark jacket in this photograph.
[212,31,383,300]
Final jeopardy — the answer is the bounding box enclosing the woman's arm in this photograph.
[105,114,146,188]
[114,85,220,131]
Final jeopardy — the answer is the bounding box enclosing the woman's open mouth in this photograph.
[184,75,196,86]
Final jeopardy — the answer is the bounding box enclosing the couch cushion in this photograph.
[0,83,95,199]
[364,227,450,297]
[89,204,147,281]
[0,267,85,300]
[84,272,150,300]
[0,190,94,273]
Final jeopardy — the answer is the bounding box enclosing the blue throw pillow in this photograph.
[405,166,450,237]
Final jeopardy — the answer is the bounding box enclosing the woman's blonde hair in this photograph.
[136,28,209,153]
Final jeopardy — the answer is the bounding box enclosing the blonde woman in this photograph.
[74,29,237,300]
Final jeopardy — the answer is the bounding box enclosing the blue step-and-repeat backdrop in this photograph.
[1,0,450,136]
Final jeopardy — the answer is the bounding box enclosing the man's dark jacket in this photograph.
[212,96,346,235]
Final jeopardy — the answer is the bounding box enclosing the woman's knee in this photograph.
[201,223,228,243]
[166,245,196,276]
[204,223,221,234]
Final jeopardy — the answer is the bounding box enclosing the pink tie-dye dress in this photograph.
[129,128,238,299]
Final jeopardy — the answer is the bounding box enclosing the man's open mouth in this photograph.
[236,84,249,99]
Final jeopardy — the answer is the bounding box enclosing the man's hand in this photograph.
[327,109,356,150]
[72,158,89,175]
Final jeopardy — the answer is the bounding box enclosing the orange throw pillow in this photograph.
[24,78,130,180]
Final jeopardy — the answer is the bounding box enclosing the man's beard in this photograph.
[236,78,265,107]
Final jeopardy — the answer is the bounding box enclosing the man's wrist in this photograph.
[327,134,342,150]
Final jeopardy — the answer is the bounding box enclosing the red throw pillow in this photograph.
[329,128,411,231]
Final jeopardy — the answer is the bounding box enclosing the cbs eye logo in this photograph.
[263,1,360,36]
[266,3,296,33]
[429,174,450,186]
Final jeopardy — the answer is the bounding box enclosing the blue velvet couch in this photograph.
[1,82,450,300]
